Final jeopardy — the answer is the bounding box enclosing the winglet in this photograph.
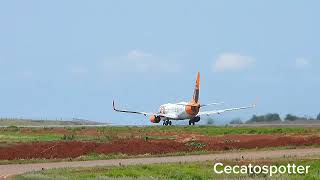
[252,97,259,108]
[112,100,116,111]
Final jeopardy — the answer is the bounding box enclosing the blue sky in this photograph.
[0,1,319,125]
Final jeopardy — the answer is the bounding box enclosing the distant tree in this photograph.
[247,115,259,123]
[206,118,214,125]
[229,118,243,124]
[250,115,258,122]
[285,114,299,121]
[265,113,281,122]
[247,114,266,123]
[247,113,281,123]
[317,113,320,120]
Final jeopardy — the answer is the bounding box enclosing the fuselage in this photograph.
[159,102,198,120]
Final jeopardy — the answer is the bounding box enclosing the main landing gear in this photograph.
[189,120,195,126]
[163,120,172,126]
[189,117,200,126]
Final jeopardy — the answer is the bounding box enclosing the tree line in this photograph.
[229,112,320,124]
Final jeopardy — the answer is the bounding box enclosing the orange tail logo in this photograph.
[186,72,201,116]
[192,72,200,103]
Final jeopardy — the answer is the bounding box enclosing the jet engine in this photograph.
[185,105,200,116]
[149,115,161,123]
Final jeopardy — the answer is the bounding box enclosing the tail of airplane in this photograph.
[191,72,200,104]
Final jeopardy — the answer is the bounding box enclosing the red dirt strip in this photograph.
[0,134,320,160]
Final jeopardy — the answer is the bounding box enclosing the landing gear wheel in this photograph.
[169,121,172,126]
[164,120,169,126]
[189,121,192,126]
[192,122,195,125]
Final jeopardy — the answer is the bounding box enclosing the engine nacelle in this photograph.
[185,105,200,116]
[191,116,200,122]
[149,115,161,123]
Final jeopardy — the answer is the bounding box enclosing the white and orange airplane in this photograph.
[113,72,256,125]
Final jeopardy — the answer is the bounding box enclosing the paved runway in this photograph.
[1,147,320,179]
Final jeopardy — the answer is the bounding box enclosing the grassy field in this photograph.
[0,129,109,143]
[0,126,319,143]
[0,126,112,142]
[0,118,103,126]
[1,126,319,166]
[95,125,320,136]
[15,158,320,180]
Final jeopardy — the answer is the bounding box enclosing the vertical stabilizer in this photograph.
[191,72,200,104]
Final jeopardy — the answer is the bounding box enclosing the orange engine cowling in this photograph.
[149,115,161,123]
[185,105,200,116]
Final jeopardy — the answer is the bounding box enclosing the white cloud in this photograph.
[295,58,310,68]
[102,50,181,73]
[213,53,255,72]
[70,66,88,74]
[126,50,152,59]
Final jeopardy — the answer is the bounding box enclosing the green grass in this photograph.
[0,132,62,142]
[185,140,207,149]
[96,125,320,136]
[0,127,111,143]
[180,125,317,135]
[0,126,319,143]
[0,132,114,143]
[14,158,320,180]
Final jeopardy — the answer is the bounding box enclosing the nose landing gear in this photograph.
[163,120,172,126]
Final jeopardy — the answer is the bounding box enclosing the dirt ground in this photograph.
[0,134,319,160]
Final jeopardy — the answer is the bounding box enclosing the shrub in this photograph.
[285,114,299,121]
[6,125,19,132]
[185,140,206,149]
[61,134,75,140]
[206,118,214,125]
[229,118,243,124]
[247,113,281,123]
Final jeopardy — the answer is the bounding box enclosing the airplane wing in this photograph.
[200,102,224,107]
[198,103,256,116]
[176,102,224,107]
[112,101,177,119]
